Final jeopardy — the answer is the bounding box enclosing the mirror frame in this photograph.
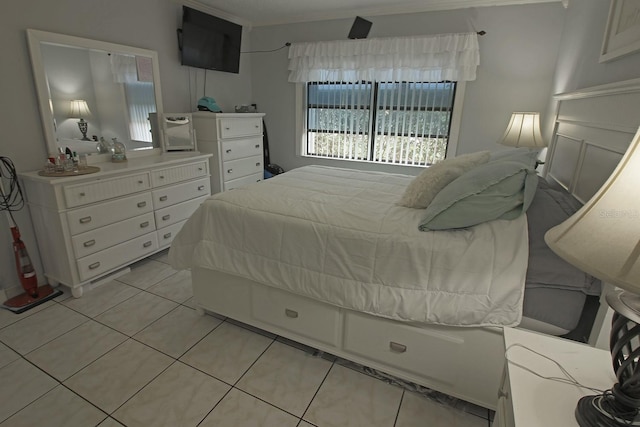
[27,29,164,157]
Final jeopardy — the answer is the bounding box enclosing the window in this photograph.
[304,81,458,166]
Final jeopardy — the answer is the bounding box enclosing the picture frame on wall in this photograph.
[600,0,640,62]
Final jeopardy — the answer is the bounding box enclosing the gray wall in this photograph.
[249,3,566,175]
[0,0,253,292]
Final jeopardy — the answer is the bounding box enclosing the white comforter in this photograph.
[169,165,528,327]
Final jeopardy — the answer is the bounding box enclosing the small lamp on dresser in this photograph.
[68,99,91,141]
[498,112,546,149]
[545,126,640,426]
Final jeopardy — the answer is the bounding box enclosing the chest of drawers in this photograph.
[192,112,265,193]
[20,153,212,297]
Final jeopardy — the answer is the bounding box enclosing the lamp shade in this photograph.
[68,100,91,118]
[498,112,546,148]
[544,126,640,294]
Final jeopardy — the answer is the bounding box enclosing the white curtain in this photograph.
[288,32,480,83]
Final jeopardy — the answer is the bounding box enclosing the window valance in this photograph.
[288,32,480,83]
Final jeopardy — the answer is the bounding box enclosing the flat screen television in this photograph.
[179,6,242,73]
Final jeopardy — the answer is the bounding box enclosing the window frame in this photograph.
[295,81,466,166]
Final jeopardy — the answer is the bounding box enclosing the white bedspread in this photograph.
[169,165,528,327]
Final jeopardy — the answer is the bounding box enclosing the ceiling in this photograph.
[186,0,565,27]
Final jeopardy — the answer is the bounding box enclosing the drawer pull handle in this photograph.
[162,214,171,221]
[255,144,260,148]
[285,309,298,319]
[159,175,165,179]
[140,221,150,228]
[256,179,261,182]
[227,169,233,174]
[137,201,147,208]
[79,192,86,197]
[225,127,230,130]
[88,262,100,270]
[255,125,259,128]
[138,180,144,184]
[163,232,172,239]
[143,241,152,248]
[198,167,203,171]
[389,342,407,353]
[198,185,205,191]
[159,196,168,202]
[256,162,261,167]
[226,149,232,154]
[79,216,92,224]
[83,239,96,247]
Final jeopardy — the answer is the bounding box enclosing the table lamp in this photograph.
[545,126,640,426]
[68,99,91,141]
[498,112,546,148]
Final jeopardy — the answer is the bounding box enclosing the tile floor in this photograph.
[0,250,493,427]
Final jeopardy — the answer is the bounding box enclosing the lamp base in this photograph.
[575,290,640,426]
[576,394,640,426]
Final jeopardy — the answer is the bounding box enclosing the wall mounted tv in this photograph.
[179,6,242,73]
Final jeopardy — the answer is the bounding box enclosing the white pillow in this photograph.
[397,151,491,209]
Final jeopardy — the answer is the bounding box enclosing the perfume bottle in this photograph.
[97,137,111,154]
[111,138,127,162]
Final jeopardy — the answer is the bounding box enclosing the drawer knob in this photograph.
[83,239,96,248]
[255,144,260,148]
[79,216,92,224]
[88,262,100,270]
[143,241,152,248]
[256,162,261,167]
[285,309,298,319]
[137,201,147,208]
[163,232,172,239]
[159,196,168,202]
[162,214,171,221]
[140,221,150,228]
[227,169,233,174]
[389,342,407,353]
[226,149,232,154]
[198,185,205,191]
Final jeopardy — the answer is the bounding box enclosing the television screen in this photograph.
[180,6,242,73]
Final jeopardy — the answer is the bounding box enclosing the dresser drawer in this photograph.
[154,195,208,229]
[152,178,210,209]
[150,161,208,187]
[157,219,187,248]
[67,193,153,235]
[251,286,341,346]
[221,137,263,161]
[343,311,464,384]
[76,233,158,281]
[225,172,263,191]
[222,156,263,182]
[219,117,262,139]
[64,173,150,208]
[71,212,156,259]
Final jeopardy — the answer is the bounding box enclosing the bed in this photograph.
[169,78,640,410]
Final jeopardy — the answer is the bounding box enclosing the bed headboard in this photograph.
[546,78,640,204]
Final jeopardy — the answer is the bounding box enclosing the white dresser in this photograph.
[192,112,265,193]
[20,153,212,297]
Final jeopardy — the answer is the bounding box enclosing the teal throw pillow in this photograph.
[418,158,539,231]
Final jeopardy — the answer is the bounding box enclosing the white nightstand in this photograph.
[493,327,616,427]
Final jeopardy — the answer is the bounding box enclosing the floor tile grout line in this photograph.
[393,390,406,427]
[297,359,336,425]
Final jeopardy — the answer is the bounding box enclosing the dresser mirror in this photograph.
[27,29,164,157]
